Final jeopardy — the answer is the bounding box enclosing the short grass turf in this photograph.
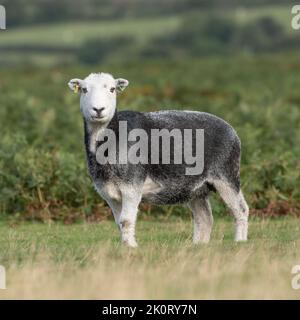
[0,216,299,299]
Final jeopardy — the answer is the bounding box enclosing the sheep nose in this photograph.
[92,107,105,116]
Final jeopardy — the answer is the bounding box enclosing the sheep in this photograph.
[68,72,249,247]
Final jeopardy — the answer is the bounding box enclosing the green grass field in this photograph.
[0,16,181,47]
[0,217,299,299]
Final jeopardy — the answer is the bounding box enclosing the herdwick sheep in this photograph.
[68,72,249,247]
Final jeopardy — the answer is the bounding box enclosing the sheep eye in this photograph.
[110,87,116,93]
[82,87,88,94]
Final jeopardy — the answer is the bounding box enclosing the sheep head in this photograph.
[68,73,129,124]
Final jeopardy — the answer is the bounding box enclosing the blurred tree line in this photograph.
[2,0,298,27]
[77,14,300,64]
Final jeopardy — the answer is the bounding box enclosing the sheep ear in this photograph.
[68,78,84,93]
[115,78,129,92]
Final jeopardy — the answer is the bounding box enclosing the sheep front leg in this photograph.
[119,187,142,247]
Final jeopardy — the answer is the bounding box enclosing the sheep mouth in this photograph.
[92,116,105,121]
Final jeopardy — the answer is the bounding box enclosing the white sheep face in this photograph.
[68,73,129,124]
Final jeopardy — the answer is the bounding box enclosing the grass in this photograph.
[0,16,181,48]
[234,5,293,31]
[0,217,299,299]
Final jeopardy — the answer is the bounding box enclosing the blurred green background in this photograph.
[0,0,300,222]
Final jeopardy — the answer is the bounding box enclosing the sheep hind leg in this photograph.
[214,180,249,241]
[188,197,213,244]
[106,199,122,225]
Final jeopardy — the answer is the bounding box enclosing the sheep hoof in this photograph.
[123,239,138,248]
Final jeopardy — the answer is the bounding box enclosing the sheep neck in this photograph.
[84,111,118,155]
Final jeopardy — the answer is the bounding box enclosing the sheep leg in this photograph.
[213,180,249,241]
[106,199,122,224]
[118,187,142,247]
[188,197,213,244]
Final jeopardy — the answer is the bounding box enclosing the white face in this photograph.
[68,73,129,124]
